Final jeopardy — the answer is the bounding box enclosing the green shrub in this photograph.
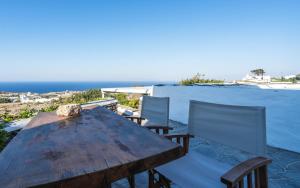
[0,109,36,121]
[127,99,139,109]
[19,108,35,119]
[114,93,139,109]
[0,98,12,103]
[115,93,128,104]
[41,104,59,112]
[66,89,103,104]
[0,124,9,151]
[0,109,35,123]
[179,73,224,85]
[0,114,15,123]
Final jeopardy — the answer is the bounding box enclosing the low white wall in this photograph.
[153,86,300,153]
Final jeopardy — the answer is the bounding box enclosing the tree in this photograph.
[250,69,266,79]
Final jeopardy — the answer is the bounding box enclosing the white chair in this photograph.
[126,96,172,134]
[149,100,271,188]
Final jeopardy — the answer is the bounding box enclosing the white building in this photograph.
[242,74,271,83]
[20,93,59,103]
[284,75,296,79]
[20,94,32,103]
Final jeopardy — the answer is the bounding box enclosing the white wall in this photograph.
[153,86,300,153]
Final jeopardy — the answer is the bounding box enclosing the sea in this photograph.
[0,81,172,93]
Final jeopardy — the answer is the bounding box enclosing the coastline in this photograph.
[0,81,172,93]
[1,80,300,94]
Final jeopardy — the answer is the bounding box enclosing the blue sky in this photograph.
[0,0,300,82]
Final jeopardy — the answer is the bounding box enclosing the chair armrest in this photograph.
[124,115,142,119]
[164,134,194,155]
[221,157,272,188]
[145,125,173,134]
[124,116,145,125]
[164,134,195,139]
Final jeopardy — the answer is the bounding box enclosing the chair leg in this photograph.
[148,170,155,188]
[159,175,171,188]
[148,169,171,188]
[137,118,142,125]
[259,166,268,188]
[101,179,112,188]
[127,175,135,188]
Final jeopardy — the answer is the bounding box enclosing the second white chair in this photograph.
[126,95,172,134]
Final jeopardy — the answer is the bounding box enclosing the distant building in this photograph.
[20,93,59,103]
[242,74,271,83]
[20,94,31,103]
[284,75,296,79]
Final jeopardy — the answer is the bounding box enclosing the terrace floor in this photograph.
[113,121,300,188]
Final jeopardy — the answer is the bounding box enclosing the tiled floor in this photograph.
[113,121,300,188]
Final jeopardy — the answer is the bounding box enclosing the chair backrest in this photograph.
[141,96,169,126]
[188,100,266,155]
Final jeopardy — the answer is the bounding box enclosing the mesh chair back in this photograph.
[188,100,266,155]
[141,96,170,126]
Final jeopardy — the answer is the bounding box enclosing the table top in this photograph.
[0,106,181,188]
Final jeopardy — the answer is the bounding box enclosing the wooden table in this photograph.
[0,106,181,188]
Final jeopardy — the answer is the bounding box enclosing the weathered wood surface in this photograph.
[0,106,181,188]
